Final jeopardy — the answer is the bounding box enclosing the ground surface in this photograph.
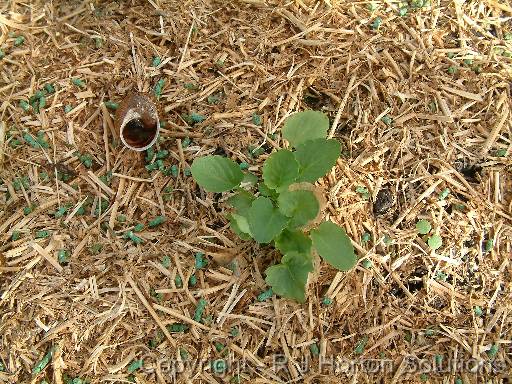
[1,1,511,383]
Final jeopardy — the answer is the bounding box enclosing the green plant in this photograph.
[191,110,357,302]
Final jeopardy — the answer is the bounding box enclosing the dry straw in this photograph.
[0,0,511,383]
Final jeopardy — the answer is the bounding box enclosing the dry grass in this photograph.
[1,0,511,383]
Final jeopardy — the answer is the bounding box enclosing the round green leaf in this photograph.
[262,149,299,191]
[247,197,289,243]
[228,213,252,240]
[310,221,356,271]
[191,155,243,192]
[416,219,431,235]
[428,234,442,250]
[227,191,254,214]
[282,110,329,147]
[265,251,313,302]
[294,138,341,183]
[275,229,312,255]
[277,190,319,228]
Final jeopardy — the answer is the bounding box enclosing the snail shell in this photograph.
[114,93,160,151]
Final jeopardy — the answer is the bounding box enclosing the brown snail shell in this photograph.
[114,93,160,151]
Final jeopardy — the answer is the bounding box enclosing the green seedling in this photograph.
[180,348,189,359]
[58,249,70,265]
[361,232,371,244]
[439,188,450,200]
[381,115,393,126]
[175,275,183,288]
[354,336,368,354]
[428,234,442,250]
[127,360,143,373]
[215,342,225,352]
[75,153,93,168]
[183,113,206,124]
[356,186,370,200]
[435,270,447,281]
[184,83,199,91]
[211,359,226,374]
[161,255,171,268]
[474,306,483,317]
[154,78,165,99]
[416,219,431,235]
[447,66,458,74]
[64,105,73,113]
[257,288,273,302]
[117,214,126,223]
[155,150,169,159]
[14,35,25,46]
[194,298,207,322]
[167,323,188,333]
[104,101,118,110]
[487,344,499,358]
[149,216,166,227]
[35,230,51,239]
[124,231,143,244]
[207,94,220,104]
[182,137,192,148]
[362,259,372,268]
[495,149,507,157]
[89,243,103,255]
[13,176,29,191]
[371,17,382,30]
[11,231,21,241]
[151,56,162,67]
[485,239,494,252]
[230,327,239,337]
[195,252,207,269]
[54,204,71,218]
[239,162,249,170]
[99,171,113,186]
[0,49,5,59]
[44,83,55,94]
[20,100,30,112]
[133,223,144,232]
[252,113,262,126]
[190,110,357,302]
[322,296,332,306]
[32,348,54,374]
[309,343,320,357]
[72,78,86,88]
[189,274,197,286]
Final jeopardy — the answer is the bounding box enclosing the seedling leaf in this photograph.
[416,219,431,235]
[275,229,312,255]
[428,234,442,250]
[265,251,313,302]
[227,191,254,214]
[277,189,319,228]
[247,197,289,243]
[282,110,329,147]
[227,214,251,240]
[258,183,278,199]
[191,155,243,192]
[294,138,341,182]
[262,149,299,191]
[310,221,356,271]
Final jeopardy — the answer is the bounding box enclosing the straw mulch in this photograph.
[1,0,511,383]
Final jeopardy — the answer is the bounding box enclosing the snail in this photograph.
[114,93,160,151]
